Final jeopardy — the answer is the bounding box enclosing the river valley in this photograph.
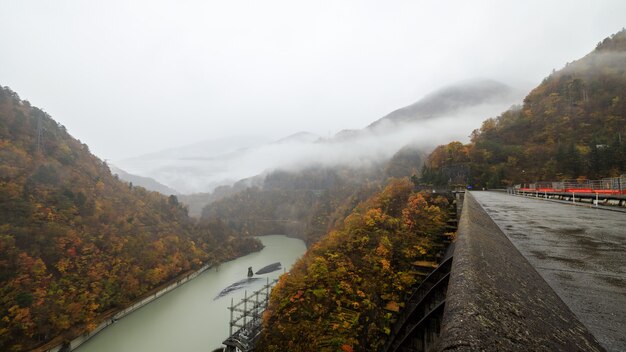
[76,235,307,352]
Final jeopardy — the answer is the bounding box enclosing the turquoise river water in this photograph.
[76,235,307,352]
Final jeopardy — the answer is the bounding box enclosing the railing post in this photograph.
[243,290,247,328]
[229,297,233,336]
[254,290,259,325]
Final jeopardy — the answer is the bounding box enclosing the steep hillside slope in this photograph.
[421,30,626,187]
[0,86,261,351]
[257,178,453,351]
[202,166,379,245]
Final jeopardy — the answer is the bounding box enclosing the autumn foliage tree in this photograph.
[257,178,452,351]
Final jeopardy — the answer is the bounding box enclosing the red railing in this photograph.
[516,175,626,195]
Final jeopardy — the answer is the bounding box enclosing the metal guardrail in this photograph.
[382,256,453,352]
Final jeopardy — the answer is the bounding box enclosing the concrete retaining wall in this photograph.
[43,263,213,352]
[436,192,604,351]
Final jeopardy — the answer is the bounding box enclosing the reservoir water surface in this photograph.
[76,235,307,352]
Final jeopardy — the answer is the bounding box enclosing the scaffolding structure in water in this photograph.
[222,278,278,352]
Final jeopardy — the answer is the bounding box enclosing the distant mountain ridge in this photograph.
[122,134,271,161]
[117,79,519,194]
[109,165,179,195]
[274,131,320,144]
[368,79,513,129]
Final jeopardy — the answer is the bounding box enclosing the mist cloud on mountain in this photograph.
[116,80,522,193]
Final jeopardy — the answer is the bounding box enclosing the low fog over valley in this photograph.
[114,79,523,194]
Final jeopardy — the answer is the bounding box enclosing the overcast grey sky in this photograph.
[1,0,625,160]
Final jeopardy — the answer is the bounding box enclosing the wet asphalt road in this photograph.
[471,191,626,352]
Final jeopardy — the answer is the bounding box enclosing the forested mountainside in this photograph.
[180,177,260,218]
[185,142,424,221]
[201,144,426,246]
[0,86,261,351]
[383,145,426,179]
[202,166,380,245]
[421,30,626,187]
[257,178,454,351]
